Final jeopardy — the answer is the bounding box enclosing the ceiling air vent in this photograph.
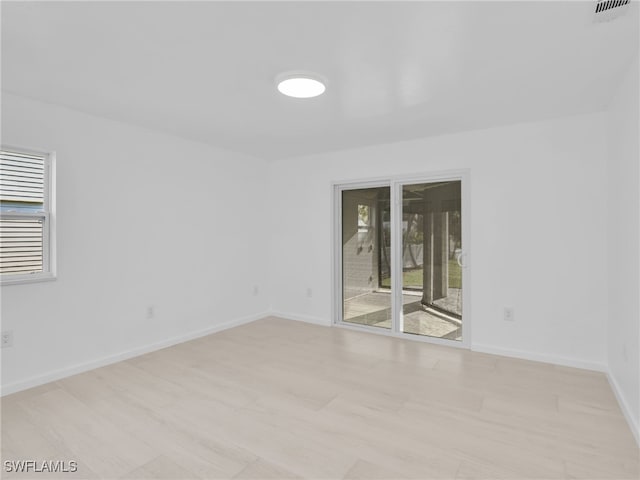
[594,0,631,22]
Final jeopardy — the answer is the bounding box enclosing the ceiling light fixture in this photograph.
[276,73,326,98]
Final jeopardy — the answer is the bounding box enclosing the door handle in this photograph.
[457,251,467,268]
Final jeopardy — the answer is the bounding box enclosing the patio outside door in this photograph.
[399,181,463,341]
[341,186,392,330]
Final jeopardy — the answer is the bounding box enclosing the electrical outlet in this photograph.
[146,306,155,319]
[253,285,259,296]
[503,307,515,322]
[1,331,13,348]
[306,288,313,298]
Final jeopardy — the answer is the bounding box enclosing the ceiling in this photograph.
[2,1,638,160]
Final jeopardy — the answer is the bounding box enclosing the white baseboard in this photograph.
[463,345,640,447]
[0,311,269,397]
[470,343,607,372]
[606,371,640,448]
[6,311,637,449]
[267,315,609,372]
[268,310,331,327]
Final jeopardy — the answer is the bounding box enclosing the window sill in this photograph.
[1,273,57,286]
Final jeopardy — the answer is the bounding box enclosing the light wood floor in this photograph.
[2,317,638,479]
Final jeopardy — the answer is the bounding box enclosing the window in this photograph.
[0,147,55,284]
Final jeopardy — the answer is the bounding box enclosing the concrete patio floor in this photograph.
[343,291,462,341]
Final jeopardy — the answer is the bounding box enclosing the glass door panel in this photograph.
[342,187,391,329]
[400,181,463,340]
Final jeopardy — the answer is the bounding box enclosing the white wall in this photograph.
[268,113,609,370]
[606,56,640,439]
[1,93,270,393]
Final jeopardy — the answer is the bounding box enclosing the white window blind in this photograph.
[0,148,53,282]
[0,151,45,205]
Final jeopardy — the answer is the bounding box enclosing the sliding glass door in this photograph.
[335,174,468,346]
